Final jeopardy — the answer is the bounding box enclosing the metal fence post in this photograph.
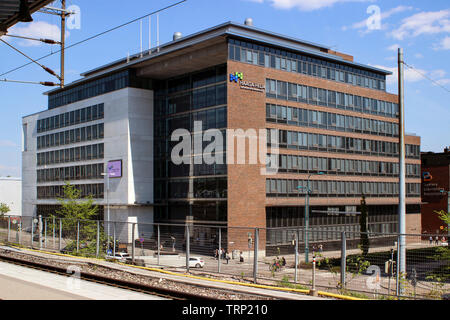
[186,224,190,273]
[31,217,34,248]
[76,220,80,253]
[396,236,400,297]
[59,218,62,251]
[38,215,43,249]
[341,231,346,289]
[113,222,116,257]
[157,224,160,265]
[310,255,317,296]
[52,217,55,249]
[131,223,136,263]
[44,218,47,248]
[218,227,221,273]
[96,220,100,258]
[7,216,11,242]
[253,228,259,284]
[19,220,22,245]
[294,230,299,283]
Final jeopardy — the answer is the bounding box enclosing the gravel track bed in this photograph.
[0,248,275,300]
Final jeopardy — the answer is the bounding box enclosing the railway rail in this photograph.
[0,252,215,300]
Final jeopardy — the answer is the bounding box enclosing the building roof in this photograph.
[44,20,393,96]
[0,177,21,181]
[0,0,54,33]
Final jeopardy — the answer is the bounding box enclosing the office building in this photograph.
[22,20,421,251]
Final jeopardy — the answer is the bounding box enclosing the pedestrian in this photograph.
[319,244,323,253]
[429,236,433,245]
[214,249,218,259]
[281,257,286,267]
[226,250,230,264]
[435,236,439,245]
[239,251,244,263]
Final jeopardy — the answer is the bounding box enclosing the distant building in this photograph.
[0,177,21,216]
[421,147,450,234]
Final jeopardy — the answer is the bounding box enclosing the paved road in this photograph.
[0,261,167,300]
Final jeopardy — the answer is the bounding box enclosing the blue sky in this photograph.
[0,0,449,177]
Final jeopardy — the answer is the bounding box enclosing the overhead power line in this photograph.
[0,0,187,78]
[403,61,450,94]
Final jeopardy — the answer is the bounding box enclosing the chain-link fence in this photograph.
[0,215,448,300]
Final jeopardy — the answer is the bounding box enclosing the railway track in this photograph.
[0,253,214,300]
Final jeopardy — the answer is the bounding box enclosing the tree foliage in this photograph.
[0,203,10,217]
[47,182,107,256]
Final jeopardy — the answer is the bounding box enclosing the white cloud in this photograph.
[390,9,450,40]
[344,5,413,34]
[434,36,450,50]
[372,64,450,93]
[435,78,450,86]
[5,21,69,47]
[248,0,373,11]
[0,140,18,147]
[372,64,427,85]
[414,53,424,59]
[430,69,446,79]
[387,43,400,51]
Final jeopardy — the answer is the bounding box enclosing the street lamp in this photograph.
[297,171,325,263]
[101,170,110,252]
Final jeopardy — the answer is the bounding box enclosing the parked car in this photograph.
[106,252,131,262]
[188,257,205,268]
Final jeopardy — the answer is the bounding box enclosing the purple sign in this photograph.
[107,160,122,178]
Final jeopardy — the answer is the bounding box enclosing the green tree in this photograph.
[0,203,10,218]
[360,195,370,256]
[429,210,450,282]
[48,182,106,256]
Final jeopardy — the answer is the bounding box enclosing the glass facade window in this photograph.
[48,70,152,109]
[268,128,419,159]
[37,103,104,134]
[229,38,387,92]
[267,103,398,138]
[266,178,420,198]
[266,78,398,119]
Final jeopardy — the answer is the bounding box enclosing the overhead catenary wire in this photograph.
[0,0,187,78]
[403,61,450,94]
[0,38,61,81]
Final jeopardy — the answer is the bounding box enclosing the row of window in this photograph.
[155,155,227,179]
[266,179,421,197]
[267,205,401,228]
[270,154,420,177]
[48,70,152,109]
[154,177,228,200]
[163,107,227,136]
[267,223,398,244]
[266,103,399,137]
[37,103,104,133]
[37,123,104,150]
[37,163,104,183]
[157,83,227,116]
[228,39,386,91]
[37,143,104,166]
[267,129,420,158]
[164,64,227,94]
[266,79,398,118]
[37,184,104,199]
